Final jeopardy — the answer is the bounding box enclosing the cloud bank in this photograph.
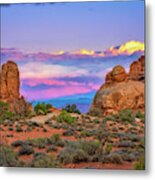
[1,40,144,100]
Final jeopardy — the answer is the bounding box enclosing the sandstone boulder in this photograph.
[89,56,145,117]
[89,81,144,116]
[105,65,127,84]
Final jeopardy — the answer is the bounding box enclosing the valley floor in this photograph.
[0,110,145,170]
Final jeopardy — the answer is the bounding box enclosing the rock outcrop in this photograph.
[89,56,145,117]
[0,61,32,114]
[105,65,127,84]
[129,55,144,82]
[0,61,20,101]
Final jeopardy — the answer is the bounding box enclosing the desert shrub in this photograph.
[0,145,21,167]
[50,134,65,147]
[81,130,93,137]
[102,153,123,164]
[15,125,23,132]
[33,152,46,159]
[104,115,116,121]
[89,107,103,117]
[18,145,34,156]
[58,140,101,164]
[27,137,48,147]
[121,153,137,162]
[114,141,135,148]
[63,129,75,136]
[11,140,27,147]
[62,104,81,114]
[34,103,52,115]
[56,110,77,124]
[8,127,14,131]
[105,143,112,154]
[94,119,100,124]
[47,145,57,152]
[112,127,118,132]
[51,134,60,142]
[135,110,145,122]
[43,128,48,132]
[30,121,42,127]
[0,102,14,123]
[46,103,53,109]
[127,134,142,142]
[32,154,59,168]
[80,141,101,156]
[134,155,145,170]
[95,129,109,142]
[58,147,89,164]
[115,109,135,123]
[44,119,52,126]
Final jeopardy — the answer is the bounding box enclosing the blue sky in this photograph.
[1,1,144,52]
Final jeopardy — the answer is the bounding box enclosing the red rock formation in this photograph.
[1,61,20,101]
[0,61,32,114]
[89,56,145,117]
[105,65,127,84]
[129,56,145,82]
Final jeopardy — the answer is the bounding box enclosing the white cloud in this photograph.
[19,62,88,79]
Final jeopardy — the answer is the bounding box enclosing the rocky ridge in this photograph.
[89,56,145,116]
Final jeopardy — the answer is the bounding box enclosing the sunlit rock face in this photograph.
[89,56,145,117]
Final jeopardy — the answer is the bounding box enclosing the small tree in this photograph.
[34,103,52,115]
[63,104,81,114]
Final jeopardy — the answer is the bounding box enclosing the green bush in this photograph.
[63,129,75,136]
[34,103,52,115]
[105,143,112,154]
[16,126,23,132]
[62,104,81,114]
[51,134,61,142]
[115,141,135,148]
[102,153,123,164]
[18,145,34,156]
[27,137,48,147]
[56,110,77,124]
[58,140,101,164]
[81,130,93,137]
[58,147,89,164]
[135,110,145,122]
[94,119,100,124]
[0,145,21,167]
[89,107,103,117]
[0,101,14,123]
[11,140,27,147]
[134,156,145,170]
[115,109,135,123]
[32,154,59,168]
[104,115,116,121]
[46,145,57,152]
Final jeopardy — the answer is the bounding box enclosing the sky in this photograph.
[0,1,145,112]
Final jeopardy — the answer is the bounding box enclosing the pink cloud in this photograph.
[21,84,95,100]
[22,78,66,87]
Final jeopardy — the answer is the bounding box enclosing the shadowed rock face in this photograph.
[89,56,145,117]
[0,61,32,114]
